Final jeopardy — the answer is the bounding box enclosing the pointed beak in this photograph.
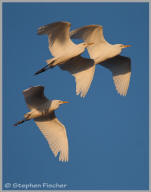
[62,101,69,104]
[122,45,131,48]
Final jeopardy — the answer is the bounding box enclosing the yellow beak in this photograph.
[122,45,131,48]
[62,101,69,104]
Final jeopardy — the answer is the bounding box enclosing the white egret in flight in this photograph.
[70,25,131,96]
[14,86,69,162]
[34,21,93,75]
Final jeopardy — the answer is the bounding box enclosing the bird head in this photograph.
[52,100,69,110]
[115,44,131,50]
[113,44,131,54]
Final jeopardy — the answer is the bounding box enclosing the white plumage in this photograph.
[35,114,68,162]
[35,21,93,75]
[71,24,131,96]
[14,86,69,162]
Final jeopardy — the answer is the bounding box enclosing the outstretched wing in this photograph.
[38,21,76,57]
[23,86,49,110]
[60,56,95,97]
[34,112,69,162]
[70,25,110,59]
[100,55,131,96]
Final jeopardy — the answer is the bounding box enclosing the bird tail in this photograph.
[14,118,28,126]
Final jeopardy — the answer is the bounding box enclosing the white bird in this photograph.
[34,21,93,75]
[70,25,131,96]
[14,86,69,162]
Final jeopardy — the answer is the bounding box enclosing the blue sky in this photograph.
[3,2,149,190]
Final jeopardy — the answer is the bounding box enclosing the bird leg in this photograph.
[34,65,50,75]
[48,55,74,68]
[14,112,31,126]
[34,59,56,75]
[34,55,71,75]
[14,118,29,126]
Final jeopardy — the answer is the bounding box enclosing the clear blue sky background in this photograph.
[3,2,149,190]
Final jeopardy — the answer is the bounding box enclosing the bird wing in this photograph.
[34,111,69,162]
[59,56,95,97]
[100,55,131,96]
[70,25,110,59]
[23,86,49,110]
[37,21,76,57]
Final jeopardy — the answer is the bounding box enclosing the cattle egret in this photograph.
[34,21,93,75]
[71,25,131,96]
[14,86,69,162]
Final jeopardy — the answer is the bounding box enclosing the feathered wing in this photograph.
[100,55,131,96]
[34,112,69,162]
[23,86,49,110]
[37,21,76,57]
[70,25,106,43]
[59,56,95,97]
[70,25,110,59]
